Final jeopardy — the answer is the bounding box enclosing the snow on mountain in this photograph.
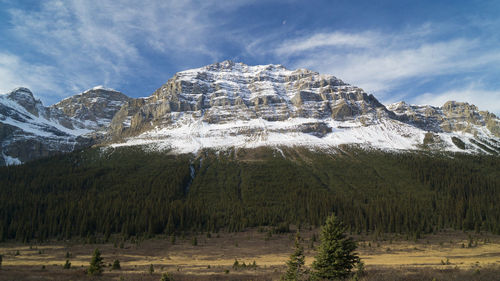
[0,87,128,165]
[108,61,500,154]
[2,61,499,166]
[53,87,130,131]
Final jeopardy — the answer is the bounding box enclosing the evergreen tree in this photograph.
[281,232,306,281]
[312,214,360,280]
[88,248,104,275]
[63,259,71,269]
[149,264,154,274]
[112,259,121,270]
[160,272,174,281]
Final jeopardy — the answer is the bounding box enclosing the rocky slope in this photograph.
[0,87,128,165]
[108,61,500,154]
[53,86,131,131]
[2,61,499,165]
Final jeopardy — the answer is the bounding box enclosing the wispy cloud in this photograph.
[2,0,500,115]
[0,52,61,98]
[268,31,499,92]
[248,25,500,113]
[1,0,254,103]
[274,31,378,56]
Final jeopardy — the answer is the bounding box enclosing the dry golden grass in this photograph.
[1,228,500,280]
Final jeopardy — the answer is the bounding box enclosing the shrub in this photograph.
[112,259,121,270]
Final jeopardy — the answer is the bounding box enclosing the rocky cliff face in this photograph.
[53,86,130,131]
[109,61,392,141]
[388,101,500,138]
[0,87,128,165]
[2,61,500,165]
[108,61,499,154]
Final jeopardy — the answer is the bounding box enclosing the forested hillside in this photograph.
[1,146,499,242]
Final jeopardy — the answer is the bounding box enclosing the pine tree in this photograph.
[149,264,154,274]
[160,272,174,281]
[63,259,71,269]
[88,248,104,275]
[312,213,360,280]
[112,259,121,270]
[281,232,306,281]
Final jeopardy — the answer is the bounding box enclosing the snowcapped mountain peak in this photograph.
[2,62,500,166]
[107,61,498,155]
[1,87,44,117]
[0,86,130,165]
[6,87,35,99]
[53,87,130,131]
[84,85,121,93]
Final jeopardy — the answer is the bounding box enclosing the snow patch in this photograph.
[3,153,21,166]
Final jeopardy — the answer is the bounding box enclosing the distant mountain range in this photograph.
[1,61,499,165]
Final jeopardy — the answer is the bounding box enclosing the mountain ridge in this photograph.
[0,87,128,165]
[105,61,500,155]
[1,61,499,165]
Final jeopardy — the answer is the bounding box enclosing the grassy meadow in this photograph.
[1,228,500,280]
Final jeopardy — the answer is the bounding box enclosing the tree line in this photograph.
[0,146,499,242]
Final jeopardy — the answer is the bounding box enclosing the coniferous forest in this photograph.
[0,146,499,242]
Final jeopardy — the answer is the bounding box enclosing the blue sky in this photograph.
[1,0,500,114]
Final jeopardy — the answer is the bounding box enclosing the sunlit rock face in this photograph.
[2,61,500,165]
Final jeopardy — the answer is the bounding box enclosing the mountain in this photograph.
[1,61,500,242]
[108,61,500,154]
[0,87,128,165]
[1,61,499,166]
[53,86,131,131]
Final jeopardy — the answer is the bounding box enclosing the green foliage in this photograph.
[63,259,71,269]
[312,214,360,280]
[88,248,104,276]
[192,236,198,246]
[149,264,154,274]
[112,259,121,270]
[281,232,306,281]
[232,259,239,269]
[0,147,500,241]
[160,272,174,281]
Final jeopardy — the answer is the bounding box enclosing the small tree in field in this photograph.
[112,259,121,270]
[88,248,104,275]
[149,264,154,274]
[160,272,174,281]
[281,232,306,280]
[312,214,360,280]
[63,259,71,269]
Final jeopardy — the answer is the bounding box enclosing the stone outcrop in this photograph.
[108,61,392,140]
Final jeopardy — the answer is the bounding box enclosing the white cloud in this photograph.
[258,28,500,103]
[294,39,488,92]
[2,0,254,103]
[0,52,61,98]
[275,31,378,56]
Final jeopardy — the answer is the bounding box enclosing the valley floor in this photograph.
[1,229,500,280]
